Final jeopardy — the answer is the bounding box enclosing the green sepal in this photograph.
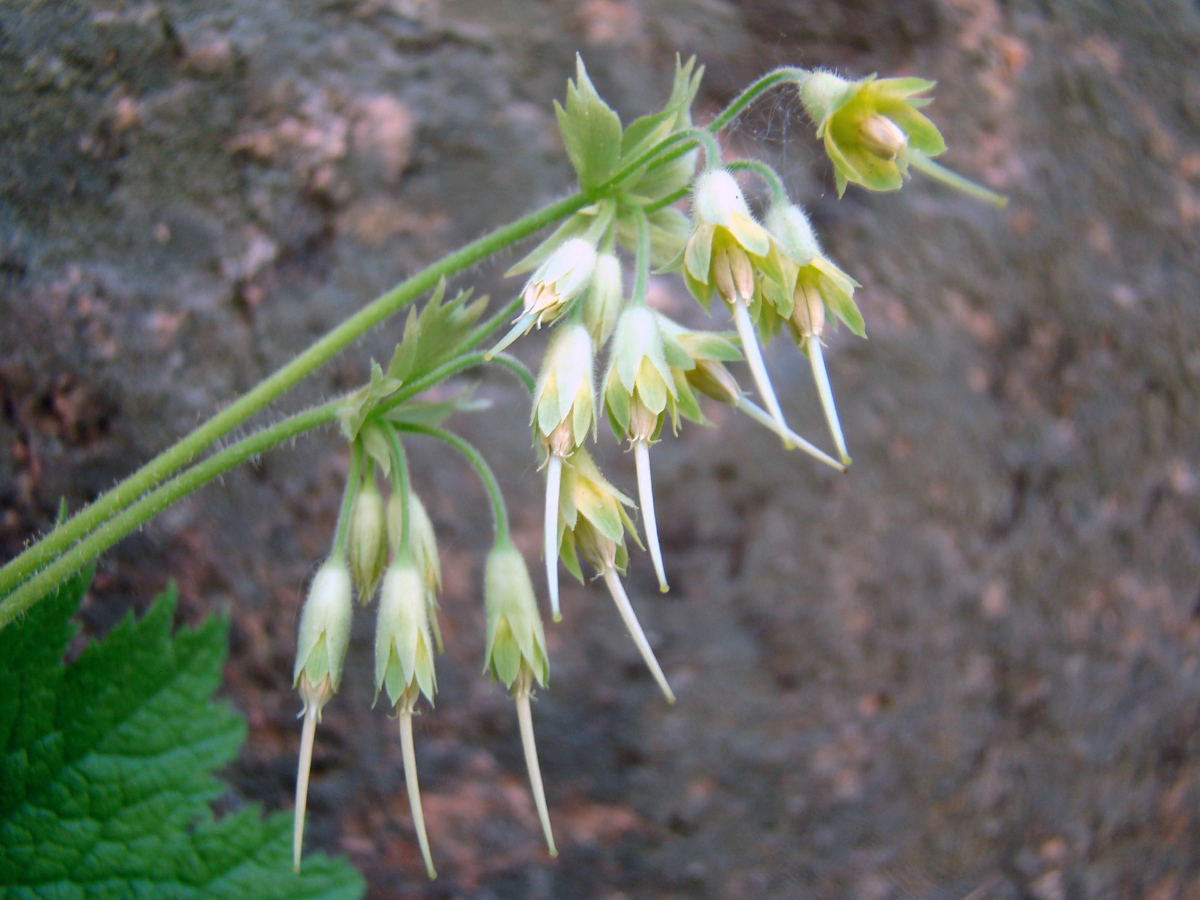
[558,528,586,584]
[555,55,623,191]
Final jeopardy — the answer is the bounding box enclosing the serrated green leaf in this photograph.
[0,571,364,900]
[387,280,488,385]
[338,360,404,441]
[555,55,623,190]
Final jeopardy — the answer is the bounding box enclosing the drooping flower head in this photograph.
[679,169,772,310]
[533,322,596,458]
[799,72,947,197]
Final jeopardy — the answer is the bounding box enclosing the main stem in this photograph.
[0,192,588,599]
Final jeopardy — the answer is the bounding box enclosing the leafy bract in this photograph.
[554,55,623,191]
[387,280,488,385]
[0,570,364,900]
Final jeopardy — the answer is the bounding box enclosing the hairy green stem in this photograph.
[0,401,341,628]
[629,207,651,307]
[332,443,364,559]
[0,193,588,600]
[726,159,788,204]
[707,66,811,133]
[384,426,412,558]
[395,423,510,544]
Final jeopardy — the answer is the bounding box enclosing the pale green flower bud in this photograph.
[582,252,624,346]
[532,322,595,452]
[483,543,549,689]
[293,558,354,693]
[347,478,388,602]
[764,203,822,267]
[679,170,771,311]
[375,562,438,708]
[693,168,753,227]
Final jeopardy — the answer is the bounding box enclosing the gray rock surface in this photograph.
[3,0,1199,897]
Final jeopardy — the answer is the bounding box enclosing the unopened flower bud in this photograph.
[859,113,907,160]
[791,280,827,339]
[628,396,658,443]
[765,203,822,266]
[582,252,624,345]
[687,358,742,405]
[483,542,549,689]
[375,563,438,708]
[693,168,753,227]
[348,479,388,601]
[293,558,354,692]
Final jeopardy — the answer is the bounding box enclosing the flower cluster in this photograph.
[289,55,1005,880]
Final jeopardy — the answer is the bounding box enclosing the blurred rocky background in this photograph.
[3,0,1200,897]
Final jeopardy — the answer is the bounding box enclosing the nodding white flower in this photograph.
[554,450,675,704]
[798,71,947,197]
[386,490,444,652]
[292,558,353,874]
[532,322,596,621]
[603,306,678,594]
[375,561,439,879]
[764,202,864,467]
[347,476,388,602]
[679,169,771,311]
[488,238,598,357]
[482,542,556,857]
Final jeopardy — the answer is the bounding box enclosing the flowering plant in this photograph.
[0,54,1004,880]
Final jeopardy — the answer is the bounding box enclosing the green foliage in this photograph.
[0,570,364,900]
[554,55,624,192]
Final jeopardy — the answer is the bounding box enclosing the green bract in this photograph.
[483,543,550,688]
[799,71,947,197]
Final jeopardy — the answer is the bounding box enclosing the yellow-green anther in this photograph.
[347,477,388,602]
[859,113,908,160]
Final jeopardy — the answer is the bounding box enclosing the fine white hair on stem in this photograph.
[807,338,850,465]
[634,441,669,593]
[731,299,791,446]
[544,455,563,621]
[399,705,437,879]
[515,667,557,857]
[601,566,675,703]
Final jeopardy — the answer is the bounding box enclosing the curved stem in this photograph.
[332,442,364,560]
[399,701,437,880]
[601,566,675,704]
[544,454,563,622]
[370,352,535,422]
[0,192,588,601]
[726,159,788,204]
[395,423,509,544]
[0,401,339,628]
[734,396,845,472]
[643,185,690,215]
[730,299,790,443]
[906,151,1009,208]
[808,338,851,466]
[514,665,557,858]
[292,700,319,874]
[634,441,669,593]
[629,206,651,307]
[456,295,524,356]
[707,66,811,134]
